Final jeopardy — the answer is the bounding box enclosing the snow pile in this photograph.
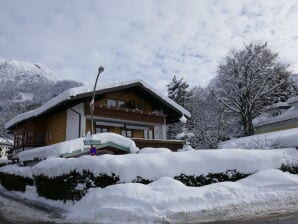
[219,128,298,149]
[0,159,11,165]
[0,164,32,178]
[32,149,298,181]
[19,133,139,162]
[67,169,298,223]
[139,147,172,154]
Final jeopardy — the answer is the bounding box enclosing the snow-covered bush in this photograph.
[35,171,120,201]
[30,149,298,201]
[0,164,33,192]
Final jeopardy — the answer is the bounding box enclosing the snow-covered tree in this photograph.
[186,87,229,148]
[212,43,296,136]
[167,75,189,107]
[166,75,190,139]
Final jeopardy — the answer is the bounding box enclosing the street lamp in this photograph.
[90,66,104,136]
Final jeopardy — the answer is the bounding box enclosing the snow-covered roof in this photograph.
[264,102,289,111]
[253,96,298,127]
[5,79,191,129]
[219,128,298,149]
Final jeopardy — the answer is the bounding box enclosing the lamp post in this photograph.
[90,66,104,136]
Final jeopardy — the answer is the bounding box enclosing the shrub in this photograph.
[0,172,33,192]
[174,170,250,187]
[34,170,120,201]
[280,164,298,174]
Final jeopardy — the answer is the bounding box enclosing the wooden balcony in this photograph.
[86,104,166,124]
[133,138,184,152]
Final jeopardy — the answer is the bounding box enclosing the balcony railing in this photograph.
[86,104,166,124]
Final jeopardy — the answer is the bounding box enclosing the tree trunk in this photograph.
[241,113,254,136]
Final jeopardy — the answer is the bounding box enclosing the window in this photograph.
[107,99,117,107]
[118,100,126,107]
[96,126,109,133]
[36,131,45,144]
[136,104,145,111]
[144,130,154,139]
[18,134,23,146]
[46,131,53,142]
[121,129,133,138]
[26,131,34,144]
[272,111,280,117]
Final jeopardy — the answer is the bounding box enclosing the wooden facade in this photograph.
[7,81,189,157]
[13,111,67,149]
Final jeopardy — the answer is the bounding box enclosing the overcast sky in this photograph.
[1,0,298,90]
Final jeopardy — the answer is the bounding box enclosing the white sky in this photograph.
[1,0,298,90]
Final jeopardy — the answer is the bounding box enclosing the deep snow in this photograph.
[65,169,298,223]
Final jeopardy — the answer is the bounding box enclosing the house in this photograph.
[0,137,13,160]
[253,96,298,134]
[5,80,191,159]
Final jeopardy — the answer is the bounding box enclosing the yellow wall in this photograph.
[45,111,67,145]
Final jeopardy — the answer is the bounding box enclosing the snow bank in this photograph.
[32,149,298,181]
[219,128,298,149]
[67,169,298,223]
[0,164,32,178]
[19,133,139,162]
[139,147,172,154]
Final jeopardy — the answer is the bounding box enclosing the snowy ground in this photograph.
[1,169,297,224]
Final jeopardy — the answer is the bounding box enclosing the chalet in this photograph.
[5,80,191,159]
[253,96,298,134]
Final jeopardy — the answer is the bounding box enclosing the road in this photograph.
[0,188,298,224]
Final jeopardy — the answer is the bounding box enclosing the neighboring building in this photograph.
[5,80,191,159]
[253,96,298,134]
[0,137,13,160]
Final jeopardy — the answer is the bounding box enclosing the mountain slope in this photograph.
[0,58,82,138]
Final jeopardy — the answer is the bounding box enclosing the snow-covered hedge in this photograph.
[0,164,33,192]
[32,149,297,180]
[66,169,298,223]
[18,133,139,162]
[32,149,298,201]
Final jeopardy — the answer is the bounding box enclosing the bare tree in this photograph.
[212,43,295,136]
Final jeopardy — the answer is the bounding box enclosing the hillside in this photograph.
[0,58,82,138]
